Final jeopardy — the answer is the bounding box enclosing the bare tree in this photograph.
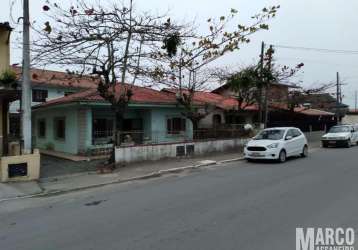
[215,46,304,112]
[32,0,184,164]
[288,82,337,110]
[158,6,281,130]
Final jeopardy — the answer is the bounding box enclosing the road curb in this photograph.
[0,155,246,202]
[218,157,245,164]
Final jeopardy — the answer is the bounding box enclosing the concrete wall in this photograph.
[194,138,248,155]
[0,101,3,156]
[304,131,325,142]
[115,138,248,164]
[77,108,92,154]
[0,150,40,182]
[342,114,358,125]
[0,27,10,74]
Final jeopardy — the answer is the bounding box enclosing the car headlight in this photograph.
[267,143,279,149]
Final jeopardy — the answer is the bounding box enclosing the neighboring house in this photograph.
[298,93,337,110]
[294,93,349,120]
[268,107,336,132]
[212,82,295,108]
[0,22,11,74]
[9,66,99,136]
[10,66,99,113]
[0,22,20,156]
[342,110,358,124]
[32,85,193,156]
[161,89,259,129]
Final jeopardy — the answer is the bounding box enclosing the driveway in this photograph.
[40,155,102,178]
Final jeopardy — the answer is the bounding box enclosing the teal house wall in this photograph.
[33,105,79,154]
[33,103,193,155]
[150,108,193,143]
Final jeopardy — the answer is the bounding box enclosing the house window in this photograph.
[32,89,48,102]
[93,119,113,138]
[38,119,46,138]
[54,117,66,140]
[64,91,75,96]
[167,117,186,134]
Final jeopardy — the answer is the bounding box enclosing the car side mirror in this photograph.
[352,129,355,133]
[285,135,293,140]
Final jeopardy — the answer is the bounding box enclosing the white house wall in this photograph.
[10,86,77,113]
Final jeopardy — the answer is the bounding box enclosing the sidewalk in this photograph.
[0,142,323,202]
[39,150,243,194]
[0,181,43,200]
[0,150,243,202]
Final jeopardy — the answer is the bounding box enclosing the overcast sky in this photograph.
[2,0,358,107]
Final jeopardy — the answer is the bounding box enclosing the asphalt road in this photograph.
[1,146,358,250]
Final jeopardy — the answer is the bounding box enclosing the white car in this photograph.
[321,125,358,148]
[244,127,308,163]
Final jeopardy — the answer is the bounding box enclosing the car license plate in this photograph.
[329,141,336,144]
[250,152,263,157]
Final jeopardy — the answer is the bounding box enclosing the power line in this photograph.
[272,44,358,55]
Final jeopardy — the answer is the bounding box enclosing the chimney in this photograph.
[0,22,12,74]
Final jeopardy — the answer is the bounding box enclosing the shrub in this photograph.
[0,69,18,88]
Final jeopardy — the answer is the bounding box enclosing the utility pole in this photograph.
[22,0,32,154]
[264,45,273,128]
[336,72,340,125]
[258,41,265,128]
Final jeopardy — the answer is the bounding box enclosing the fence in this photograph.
[92,126,258,147]
[91,122,327,157]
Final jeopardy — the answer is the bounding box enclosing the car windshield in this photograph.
[329,126,351,133]
[254,129,285,140]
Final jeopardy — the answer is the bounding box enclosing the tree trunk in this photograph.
[191,118,199,139]
[109,109,124,164]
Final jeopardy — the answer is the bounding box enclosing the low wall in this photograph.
[115,138,248,164]
[0,150,41,182]
[115,131,325,164]
[304,131,325,142]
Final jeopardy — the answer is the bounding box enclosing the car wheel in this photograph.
[322,142,328,148]
[278,150,286,163]
[301,145,308,157]
[346,139,351,148]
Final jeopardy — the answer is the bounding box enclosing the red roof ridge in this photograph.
[33,84,182,109]
[11,65,99,89]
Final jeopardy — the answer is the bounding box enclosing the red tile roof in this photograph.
[161,88,258,111]
[293,107,335,116]
[12,66,99,89]
[212,82,300,94]
[33,84,180,109]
